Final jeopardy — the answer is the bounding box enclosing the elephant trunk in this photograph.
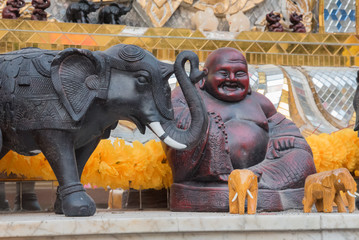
[151,51,208,150]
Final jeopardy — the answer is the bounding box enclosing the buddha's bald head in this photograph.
[202,48,249,102]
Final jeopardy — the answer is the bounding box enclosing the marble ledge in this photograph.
[0,210,359,239]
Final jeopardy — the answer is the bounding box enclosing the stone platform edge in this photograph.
[0,210,359,239]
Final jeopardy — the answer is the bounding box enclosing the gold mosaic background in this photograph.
[0,19,358,67]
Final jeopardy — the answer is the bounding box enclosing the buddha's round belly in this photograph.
[225,119,269,169]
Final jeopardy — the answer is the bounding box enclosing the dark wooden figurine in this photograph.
[290,12,306,33]
[266,11,283,32]
[2,0,25,19]
[165,47,316,212]
[65,0,100,23]
[0,44,208,216]
[31,0,50,21]
[98,0,132,25]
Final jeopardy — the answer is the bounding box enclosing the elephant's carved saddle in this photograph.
[0,48,82,130]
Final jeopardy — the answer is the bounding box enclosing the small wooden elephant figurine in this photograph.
[228,169,258,214]
[303,168,358,213]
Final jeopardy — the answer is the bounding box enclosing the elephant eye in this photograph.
[137,76,149,84]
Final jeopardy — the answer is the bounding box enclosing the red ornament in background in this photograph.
[290,12,306,33]
[2,0,25,19]
[31,0,51,21]
[266,11,284,32]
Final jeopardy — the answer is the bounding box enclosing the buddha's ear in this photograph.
[199,68,208,89]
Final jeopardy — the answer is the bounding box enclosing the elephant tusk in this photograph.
[355,192,359,197]
[347,190,357,198]
[148,122,187,150]
[232,192,238,202]
[247,190,254,199]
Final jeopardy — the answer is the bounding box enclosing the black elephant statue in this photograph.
[98,0,132,25]
[65,0,100,23]
[0,44,208,216]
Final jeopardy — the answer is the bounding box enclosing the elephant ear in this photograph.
[51,48,105,121]
[322,174,336,188]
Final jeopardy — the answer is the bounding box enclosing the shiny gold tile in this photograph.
[266,43,284,54]
[42,22,63,32]
[260,42,275,52]
[235,31,252,40]
[103,25,125,35]
[120,37,145,47]
[155,38,173,49]
[324,34,340,43]
[301,34,318,43]
[191,39,208,50]
[54,22,76,33]
[140,37,161,49]
[280,33,297,42]
[291,45,309,54]
[16,21,34,31]
[190,30,205,38]
[166,38,185,49]
[344,35,359,44]
[290,33,306,42]
[236,42,253,52]
[312,33,329,43]
[177,39,196,50]
[333,34,351,43]
[91,35,114,46]
[313,45,331,55]
[67,24,88,34]
[94,25,113,34]
[267,32,285,41]
[1,32,20,42]
[257,32,273,41]
[1,19,21,30]
[325,45,343,55]
[201,40,218,51]
[28,20,48,31]
[227,41,242,52]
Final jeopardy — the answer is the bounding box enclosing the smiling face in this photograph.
[202,48,249,102]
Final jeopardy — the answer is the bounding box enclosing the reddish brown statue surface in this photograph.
[31,0,50,21]
[266,11,283,32]
[166,48,316,212]
[290,12,306,33]
[2,0,25,19]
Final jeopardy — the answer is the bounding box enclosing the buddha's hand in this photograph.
[267,136,295,159]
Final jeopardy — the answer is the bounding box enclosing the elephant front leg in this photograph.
[229,188,239,214]
[36,130,96,217]
[54,136,102,214]
[247,188,257,214]
[303,195,315,213]
[334,193,346,213]
[323,191,334,213]
[345,192,356,213]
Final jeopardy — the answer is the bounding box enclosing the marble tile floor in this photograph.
[0,209,359,240]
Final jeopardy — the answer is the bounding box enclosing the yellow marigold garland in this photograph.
[1,128,359,187]
[81,139,173,190]
[305,128,359,174]
[0,139,173,190]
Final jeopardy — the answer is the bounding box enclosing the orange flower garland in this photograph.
[1,128,359,187]
[0,139,173,190]
[81,139,173,190]
[305,128,359,174]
